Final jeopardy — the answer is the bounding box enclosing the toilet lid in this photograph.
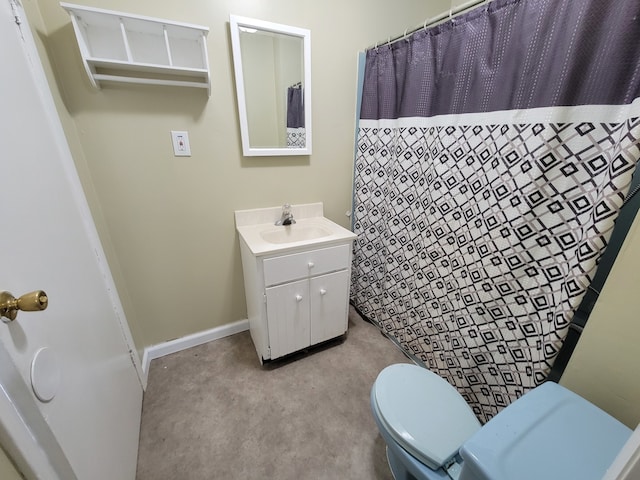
[373,364,481,470]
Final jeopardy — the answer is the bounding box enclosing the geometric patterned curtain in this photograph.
[351,0,640,423]
[286,85,306,147]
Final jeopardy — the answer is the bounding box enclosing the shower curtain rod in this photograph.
[367,0,490,51]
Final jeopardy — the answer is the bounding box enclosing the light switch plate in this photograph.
[170,130,191,156]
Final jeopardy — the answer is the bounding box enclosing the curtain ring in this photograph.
[374,41,379,52]
[423,16,437,32]
[387,36,392,48]
[403,28,410,42]
[449,8,454,23]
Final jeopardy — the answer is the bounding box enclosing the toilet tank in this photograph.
[458,382,632,480]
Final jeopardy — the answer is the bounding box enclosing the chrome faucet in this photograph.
[275,203,296,226]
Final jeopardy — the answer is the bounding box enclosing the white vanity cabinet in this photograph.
[239,241,353,362]
[235,203,357,363]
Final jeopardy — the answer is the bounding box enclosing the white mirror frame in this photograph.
[229,15,312,156]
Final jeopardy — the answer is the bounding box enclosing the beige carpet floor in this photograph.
[136,307,410,479]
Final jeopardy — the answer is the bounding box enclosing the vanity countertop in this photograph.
[235,203,356,256]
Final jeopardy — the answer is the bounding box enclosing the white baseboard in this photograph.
[141,319,249,384]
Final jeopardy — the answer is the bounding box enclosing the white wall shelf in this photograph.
[61,3,210,95]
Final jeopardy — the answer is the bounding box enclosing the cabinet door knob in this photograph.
[295,294,303,302]
[319,288,327,296]
[308,262,315,269]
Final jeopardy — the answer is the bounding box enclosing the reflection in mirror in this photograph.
[230,15,312,156]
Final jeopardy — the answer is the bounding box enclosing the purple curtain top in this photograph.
[360,0,640,120]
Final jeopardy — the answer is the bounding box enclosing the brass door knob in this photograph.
[0,290,48,323]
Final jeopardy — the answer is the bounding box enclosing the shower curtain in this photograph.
[287,85,305,147]
[351,0,640,422]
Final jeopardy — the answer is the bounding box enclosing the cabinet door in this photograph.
[310,270,350,345]
[266,279,310,359]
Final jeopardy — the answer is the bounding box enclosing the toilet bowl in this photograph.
[371,363,632,480]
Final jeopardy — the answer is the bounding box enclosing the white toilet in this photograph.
[371,363,632,480]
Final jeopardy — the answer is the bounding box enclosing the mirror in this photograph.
[230,15,312,156]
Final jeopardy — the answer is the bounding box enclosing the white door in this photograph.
[0,2,143,479]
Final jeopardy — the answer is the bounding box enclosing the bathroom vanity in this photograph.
[235,203,356,362]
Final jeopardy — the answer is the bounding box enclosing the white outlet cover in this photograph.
[170,130,191,156]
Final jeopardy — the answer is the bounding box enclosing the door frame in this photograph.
[1,0,143,477]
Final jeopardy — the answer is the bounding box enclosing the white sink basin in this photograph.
[235,203,357,256]
[260,224,332,244]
